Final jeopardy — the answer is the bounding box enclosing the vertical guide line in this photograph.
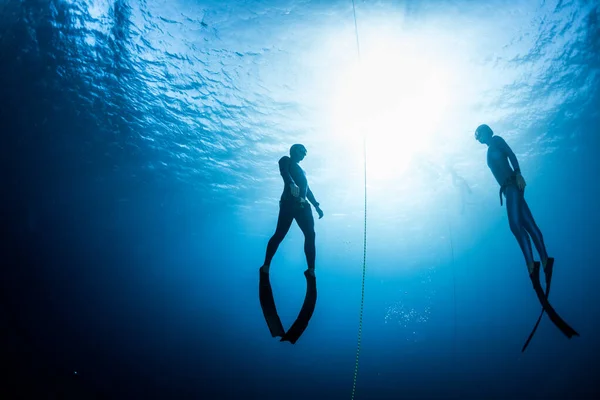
[351,0,361,57]
[350,1,367,399]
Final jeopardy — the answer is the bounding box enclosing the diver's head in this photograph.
[475,124,493,145]
[290,144,307,162]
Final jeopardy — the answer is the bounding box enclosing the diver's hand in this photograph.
[316,206,324,219]
[516,173,527,191]
[290,183,300,197]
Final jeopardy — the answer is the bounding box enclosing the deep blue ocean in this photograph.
[1,0,599,399]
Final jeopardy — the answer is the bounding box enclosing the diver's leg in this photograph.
[259,202,292,337]
[505,185,535,274]
[294,204,316,276]
[262,202,294,273]
[281,204,317,344]
[521,198,549,265]
[520,196,554,291]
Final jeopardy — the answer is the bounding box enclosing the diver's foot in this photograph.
[260,265,270,274]
[541,257,548,271]
[527,262,537,276]
[305,268,315,278]
[541,257,553,270]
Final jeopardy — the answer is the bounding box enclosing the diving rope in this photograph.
[348,3,458,396]
[350,1,367,399]
[444,200,459,394]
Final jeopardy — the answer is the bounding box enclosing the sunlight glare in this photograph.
[330,37,452,180]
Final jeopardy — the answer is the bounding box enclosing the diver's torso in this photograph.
[487,136,514,186]
[282,161,308,202]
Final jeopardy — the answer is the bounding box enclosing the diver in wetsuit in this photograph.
[260,144,324,275]
[447,165,473,215]
[259,144,324,344]
[475,124,578,343]
[475,124,548,275]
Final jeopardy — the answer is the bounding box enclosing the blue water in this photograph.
[1,0,599,399]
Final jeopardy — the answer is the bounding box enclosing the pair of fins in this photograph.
[259,268,317,344]
[521,257,579,352]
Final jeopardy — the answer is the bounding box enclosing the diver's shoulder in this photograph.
[279,155,291,164]
[491,135,507,145]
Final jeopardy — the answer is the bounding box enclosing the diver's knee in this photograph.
[508,221,520,237]
[307,231,316,241]
[271,232,286,243]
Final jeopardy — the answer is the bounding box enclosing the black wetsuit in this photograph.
[264,156,319,269]
[487,136,579,342]
[487,135,548,266]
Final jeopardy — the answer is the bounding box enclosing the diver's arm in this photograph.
[497,136,521,174]
[307,187,320,208]
[278,156,296,186]
[308,187,324,218]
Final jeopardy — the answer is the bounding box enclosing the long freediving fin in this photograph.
[259,268,285,338]
[521,257,555,352]
[544,257,555,299]
[528,261,578,339]
[280,270,317,345]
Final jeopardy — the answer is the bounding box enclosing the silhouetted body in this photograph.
[259,144,324,344]
[448,165,473,214]
[475,124,578,347]
[263,155,321,270]
[484,134,548,267]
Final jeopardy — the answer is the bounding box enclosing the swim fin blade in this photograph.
[280,270,317,345]
[259,268,285,338]
[521,257,555,352]
[528,261,579,340]
[544,257,554,292]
